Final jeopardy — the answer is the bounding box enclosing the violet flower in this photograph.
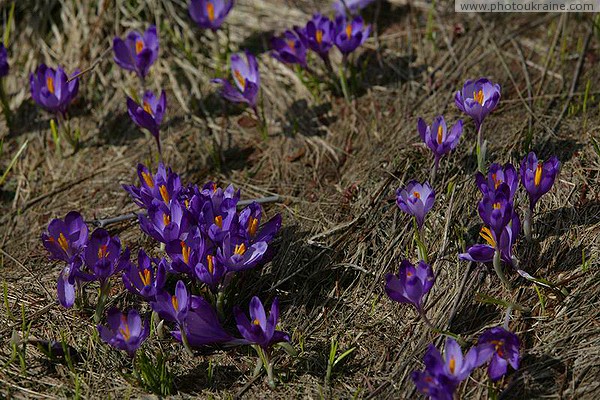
[477,183,513,238]
[126,90,166,155]
[396,180,435,230]
[385,260,435,319]
[234,296,289,350]
[113,25,159,79]
[0,44,8,78]
[476,326,520,381]
[139,202,190,244]
[454,78,501,130]
[520,152,560,211]
[123,163,182,210]
[475,162,518,200]
[417,116,463,176]
[237,202,282,243]
[334,15,371,55]
[42,211,88,263]
[217,232,268,271]
[151,280,191,325]
[333,0,376,15]
[57,257,83,308]
[122,249,167,299]
[459,212,520,266]
[189,0,234,31]
[270,30,308,67]
[212,51,260,109]
[83,228,129,283]
[299,14,335,62]
[30,64,79,117]
[97,308,149,357]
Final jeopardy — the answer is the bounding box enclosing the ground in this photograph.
[1,0,599,399]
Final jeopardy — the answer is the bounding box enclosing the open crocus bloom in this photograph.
[30,65,79,116]
[520,152,560,210]
[455,78,501,129]
[97,308,149,357]
[113,25,159,78]
[188,0,234,31]
[212,52,260,108]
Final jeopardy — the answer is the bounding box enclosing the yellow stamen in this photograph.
[491,340,505,357]
[207,255,214,275]
[345,23,352,38]
[184,199,190,209]
[491,173,502,189]
[46,76,55,94]
[212,183,218,192]
[159,185,170,205]
[316,29,323,45]
[473,89,484,105]
[141,171,154,188]
[163,213,171,226]
[181,241,191,265]
[143,101,153,115]
[119,317,131,341]
[437,125,443,144]
[135,39,144,55]
[413,191,421,199]
[449,357,456,374]
[534,163,543,187]
[252,318,260,325]
[138,269,152,286]
[57,233,69,252]
[248,217,259,237]
[234,243,247,256]
[171,295,179,311]
[493,202,501,210]
[233,69,246,90]
[479,226,496,247]
[98,244,109,259]
[206,2,215,22]
[287,40,296,50]
[214,215,223,229]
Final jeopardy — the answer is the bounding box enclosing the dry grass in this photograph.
[1,0,599,398]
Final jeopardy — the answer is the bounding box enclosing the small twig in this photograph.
[67,46,112,83]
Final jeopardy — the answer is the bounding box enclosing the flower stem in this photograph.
[216,290,225,322]
[94,281,110,323]
[430,157,439,185]
[476,124,485,173]
[252,354,264,378]
[419,309,437,331]
[493,250,511,290]
[413,217,428,263]
[179,324,195,357]
[523,206,532,241]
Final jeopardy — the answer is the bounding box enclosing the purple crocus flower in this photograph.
[113,25,159,79]
[411,338,480,399]
[42,211,88,263]
[30,65,79,116]
[237,202,282,243]
[333,0,376,15]
[151,280,192,325]
[455,78,501,129]
[271,30,308,67]
[459,212,520,266]
[126,90,166,154]
[139,202,190,244]
[83,229,129,283]
[396,180,435,229]
[333,16,371,55]
[217,232,268,271]
[189,0,234,31]
[97,308,149,357]
[520,152,560,210]
[478,183,513,238]
[475,162,518,200]
[385,260,434,312]
[0,44,8,78]
[123,163,182,210]
[299,14,335,60]
[476,327,520,381]
[172,296,237,347]
[122,249,167,299]
[194,253,226,289]
[417,116,463,167]
[212,52,260,109]
[57,257,83,308]
[234,296,289,350]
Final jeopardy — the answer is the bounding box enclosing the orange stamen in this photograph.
[534,163,543,187]
[171,295,179,311]
[159,185,170,205]
[449,357,456,374]
[98,244,109,259]
[206,2,215,22]
[163,213,171,226]
[135,39,144,55]
[316,29,323,45]
[46,76,55,94]
[141,171,154,188]
[119,319,131,341]
[248,217,259,237]
[287,40,296,50]
[138,269,152,286]
[214,215,223,229]
[57,233,69,252]
[479,226,496,247]
[345,23,352,38]
[491,173,502,189]
[143,101,153,115]
[493,202,501,210]
[181,241,190,265]
[413,191,421,199]
[207,255,214,274]
[252,318,261,325]
[233,69,246,90]
[473,89,484,105]
[437,125,443,144]
[234,243,246,256]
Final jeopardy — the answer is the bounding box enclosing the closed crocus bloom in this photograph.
[212,51,260,108]
[455,78,501,129]
[396,180,435,229]
[333,0,376,15]
[476,327,520,381]
[41,211,89,263]
[270,30,308,67]
[122,249,166,299]
[459,212,519,266]
[385,260,434,312]
[151,280,191,325]
[417,116,463,165]
[334,15,370,55]
[234,296,289,350]
[520,152,560,210]
[172,296,237,347]
[477,183,513,238]
[189,0,234,31]
[237,202,282,243]
[113,25,159,78]
[30,65,79,116]
[300,14,335,59]
[0,44,8,78]
[126,90,166,154]
[97,308,149,357]
[475,162,518,200]
[57,257,83,308]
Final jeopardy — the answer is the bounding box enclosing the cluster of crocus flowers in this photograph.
[412,327,520,399]
[188,0,235,31]
[455,78,501,172]
[459,152,560,288]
